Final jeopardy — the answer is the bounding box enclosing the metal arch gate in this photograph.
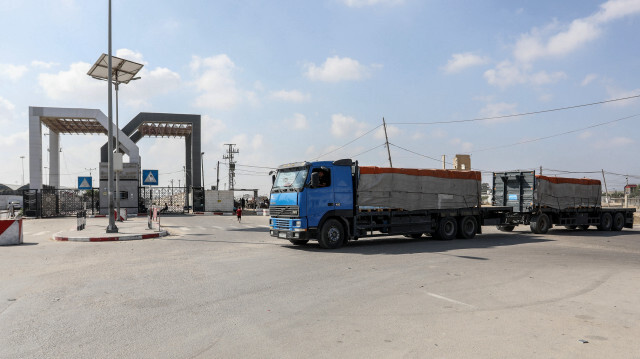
[138,187,187,214]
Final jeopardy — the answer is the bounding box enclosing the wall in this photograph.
[205,190,234,212]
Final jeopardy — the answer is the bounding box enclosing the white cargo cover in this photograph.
[357,167,481,211]
[535,176,601,210]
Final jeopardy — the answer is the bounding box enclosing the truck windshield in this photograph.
[272,167,308,192]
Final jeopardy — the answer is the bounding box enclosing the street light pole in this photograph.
[20,156,25,186]
[106,0,117,233]
[201,152,205,188]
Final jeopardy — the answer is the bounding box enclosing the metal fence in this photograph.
[603,196,640,208]
[22,189,98,218]
[138,187,187,214]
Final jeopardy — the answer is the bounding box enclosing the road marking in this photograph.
[179,227,191,231]
[33,231,49,236]
[426,292,475,308]
[211,226,224,230]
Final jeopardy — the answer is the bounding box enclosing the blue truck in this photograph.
[269,159,514,249]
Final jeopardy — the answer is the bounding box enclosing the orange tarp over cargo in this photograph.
[536,175,600,186]
[360,166,481,181]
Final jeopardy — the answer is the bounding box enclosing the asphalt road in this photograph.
[1,215,640,358]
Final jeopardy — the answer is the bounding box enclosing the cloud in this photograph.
[581,74,598,86]
[478,102,519,123]
[305,56,375,82]
[191,54,241,110]
[373,124,399,140]
[449,138,473,152]
[38,52,181,107]
[442,53,490,74]
[604,86,640,107]
[0,63,29,81]
[0,96,16,124]
[38,61,104,102]
[269,90,311,102]
[115,48,147,65]
[31,60,57,69]
[483,0,640,88]
[330,114,368,137]
[579,131,593,139]
[283,113,309,130]
[513,0,640,63]
[341,0,404,7]
[484,61,566,88]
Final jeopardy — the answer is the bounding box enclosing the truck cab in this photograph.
[269,159,355,247]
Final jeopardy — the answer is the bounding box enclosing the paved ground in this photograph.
[1,215,640,358]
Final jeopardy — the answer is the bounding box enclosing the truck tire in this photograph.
[289,239,309,245]
[612,212,625,231]
[458,216,477,239]
[530,213,550,234]
[319,219,345,249]
[597,213,613,231]
[434,217,457,240]
[497,225,515,232]
[578,225,590,230]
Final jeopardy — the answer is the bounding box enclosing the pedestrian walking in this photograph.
[236,207,242,222]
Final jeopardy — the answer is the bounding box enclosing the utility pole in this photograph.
[441,155,446,170]
[223,144,239,190]
[216,160,220,190]
[601,169,610,207]
[382,117,392,168]
[201,152,205,189]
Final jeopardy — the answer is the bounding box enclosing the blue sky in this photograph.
[1,0,639,194]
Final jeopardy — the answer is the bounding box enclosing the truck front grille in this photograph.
[269,205,299,217]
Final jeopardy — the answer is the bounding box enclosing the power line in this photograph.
[388,143,442,164]
[470,113,640,153]
[389,94,640,126]
[351,144,387,158]
[313,125,382,160]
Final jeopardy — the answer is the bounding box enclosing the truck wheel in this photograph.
[289,239,309,245]
[319,219,345,249]
[435,217,457,240]
[578,225,589,230]
[530,214,550,234]
[564,225,577,230]
[458,216,477,239]
[612,212,625,231]
[497,225,515,232]
[597,213,613,231]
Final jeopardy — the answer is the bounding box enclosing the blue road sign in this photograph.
[78,176,92,189]
[142,170,159,186]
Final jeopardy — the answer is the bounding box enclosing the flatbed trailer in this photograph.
[493,171,635,233]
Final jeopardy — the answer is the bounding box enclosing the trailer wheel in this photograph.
[597,213,613,231]
[530,214,550,234]
[578,225,590,230]
[289,239,309,245]
[319,219,345,249]
[457,216,477,239]
[497,225,515,232]
[564,225,577,230]
[434,217,457,240]
[612,212,625,231]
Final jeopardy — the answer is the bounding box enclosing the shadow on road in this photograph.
[285,232,553,255]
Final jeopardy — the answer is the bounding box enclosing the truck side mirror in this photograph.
[271,175,276,185]
[310,172,319,188]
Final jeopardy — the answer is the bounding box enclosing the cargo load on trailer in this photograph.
[357,166,481,210]
[535,175,601,210]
